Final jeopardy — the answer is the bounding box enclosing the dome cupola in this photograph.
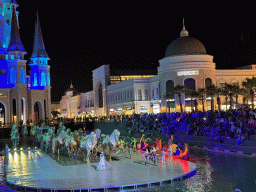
[165,19,206,57]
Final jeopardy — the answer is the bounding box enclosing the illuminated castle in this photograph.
[0,0,51,125]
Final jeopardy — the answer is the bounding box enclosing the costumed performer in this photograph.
[130,138,138,152]
[171,143,177,155]
[173,146,180,156]
[152,147,157,165]
[137,134,150,152]
[161,149,166,165]
[129,147,132,159]
[167,145,172,162]
[143,148,149,166]
[118,139,126,156]
[180,143,190,160]
[97,152,111,171]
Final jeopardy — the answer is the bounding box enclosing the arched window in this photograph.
[6,37,10,49]
[138,89,142,101]
[205,78,212,88]
[33,73,38,86]
[47,72,50,86]
[12,98,16,123]
[166,80,175,98]
[98,83,103,108]
[10,67,16,84]
[40,72,46,86]
[20,68,25,83]
[184,78,196,90]
[144,89,148,100]
[0,102,5,125]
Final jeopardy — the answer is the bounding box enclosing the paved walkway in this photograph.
[6,149,196,191]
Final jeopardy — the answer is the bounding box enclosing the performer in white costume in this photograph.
[97,152,111,171]
[167,146,172,162]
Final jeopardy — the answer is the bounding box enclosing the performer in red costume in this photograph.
[175,143,190,160]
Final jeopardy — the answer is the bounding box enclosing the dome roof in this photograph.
[165,19,207,57]
[64,82,79,95]
[165,36,206,57]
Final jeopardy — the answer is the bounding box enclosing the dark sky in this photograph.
[16,1,256,102]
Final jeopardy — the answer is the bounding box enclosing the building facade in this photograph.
[0,1,51,125]
[60,20,256,118]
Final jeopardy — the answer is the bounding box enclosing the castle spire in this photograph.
[180,18,189,37]
[31,12,49,58]
[7,4,25,52]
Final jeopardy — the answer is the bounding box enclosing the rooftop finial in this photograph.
[70,80,73,88]
[180,18,189,37]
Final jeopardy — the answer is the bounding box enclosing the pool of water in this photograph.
[138,147,256,192]
[1,147,256,192]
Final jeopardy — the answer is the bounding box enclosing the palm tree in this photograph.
[221,87,229,110]
[206,84,217,111]
[215,87,222,111]
[190,90,200,111]
[240,87,250,104]
[184,88,194,110]
[225,84,235,109]
[231,85,241,108]
[242,77,256,109]
[198,88,206,112]
[173,85,185,112]
[51,111,61,119]
[162,92,174,112]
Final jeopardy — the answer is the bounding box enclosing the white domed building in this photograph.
[60,20,256,117]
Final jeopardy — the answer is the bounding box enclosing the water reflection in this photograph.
[137,147,255,192]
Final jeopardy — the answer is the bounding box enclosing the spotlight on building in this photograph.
[20,148,23,151]
[28,147,30,150]
[14,148,17,151]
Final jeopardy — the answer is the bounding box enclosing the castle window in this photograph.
[20,68,25,83]
[11,55,14,60]
[0,69,6,75]
[47,72,50,86]
[10,67,16,83]
[33,73,38,86]
[5,54,8,60]
[40,72,46,86]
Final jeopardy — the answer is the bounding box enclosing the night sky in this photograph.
[16,1,256,102]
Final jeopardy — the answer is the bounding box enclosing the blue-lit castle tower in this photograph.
[0,0,51,125]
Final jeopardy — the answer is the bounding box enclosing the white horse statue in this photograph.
[102,129,120,161]
[10,124,20,149]
[42,126,55,152]
[80,131,97,164]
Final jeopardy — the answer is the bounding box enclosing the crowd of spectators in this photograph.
[110,108,256,146]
